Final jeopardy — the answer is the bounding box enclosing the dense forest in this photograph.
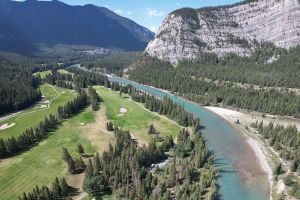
[176,45,300,88]
[82,127,217,200]
[0,53,42,115]
[81,51,142,75]
[129,54,300,118]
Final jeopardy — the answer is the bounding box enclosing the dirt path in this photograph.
[0,84,61,123]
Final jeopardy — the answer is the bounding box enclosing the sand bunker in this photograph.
[120,107,128,113]
[0,123,16,130]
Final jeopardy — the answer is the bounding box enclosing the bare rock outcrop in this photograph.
[146,0,300,64]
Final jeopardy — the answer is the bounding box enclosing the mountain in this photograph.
[0,0,154,54]
[146,0,300,64]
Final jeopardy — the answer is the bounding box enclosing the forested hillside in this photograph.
[0,53,41,115]
[128,46,300,118]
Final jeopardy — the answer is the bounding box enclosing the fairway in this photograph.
[0,86,181,200]
[0,84,76,140]
[33,69,72,78]
[95,86,181,143]
[0,106,100,200]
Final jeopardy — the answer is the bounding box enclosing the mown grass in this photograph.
[33,70,52,78]
[33,69,71,78]
[0,86,181,200]
[0,106,97,200]
[95,86,181,143]
[0,84,76,140]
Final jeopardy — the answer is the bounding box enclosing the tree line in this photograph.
[251,121,300,173]
[0,91,88,158]
[0,63,42,115]
[88,86,100,111]
[110,82,200,127]
[18,177,71,200]
[129,55,300,118]
[176,42,299,88]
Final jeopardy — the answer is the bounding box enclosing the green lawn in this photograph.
[33,70,52,78]
[0,84,76,140]
[0,106,97,200]
[33,69,71,78]
[0,86,181,200]
[95,86,181,143]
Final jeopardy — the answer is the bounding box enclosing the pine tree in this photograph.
[52,177,62,198]
[148,124,156,134]
[94,152,101,175]
[60,177,69,196]
[62,147,72,162]
[77,144,85,155]
[170,154,177,186]
[85,159,94,178]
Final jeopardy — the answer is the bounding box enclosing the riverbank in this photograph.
[204,106,274,199]
[204,106,300,199]
[108,75,273,199]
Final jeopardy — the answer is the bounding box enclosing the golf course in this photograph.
[0,83,182,200]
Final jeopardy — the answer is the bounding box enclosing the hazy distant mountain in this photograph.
[0,0,154,54]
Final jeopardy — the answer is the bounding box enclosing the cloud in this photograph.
[149,26,158,33]
[126,11,133,15]
[176,3,181,6]
[146,8,165,17]
[114,9,123,15]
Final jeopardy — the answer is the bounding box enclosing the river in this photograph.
[108,75,270,200]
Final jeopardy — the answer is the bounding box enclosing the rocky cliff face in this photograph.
[146,0,300,64]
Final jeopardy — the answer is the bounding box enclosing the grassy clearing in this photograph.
[33,69,71,78]
[95,86,181,143]
[33,70,52,78]
[58,69,71,74]
[0,84,76,140]
[0,106,99,200]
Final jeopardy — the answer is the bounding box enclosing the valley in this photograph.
[0,0,300,199]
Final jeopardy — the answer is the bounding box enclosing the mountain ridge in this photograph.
[0,0,154,54]
[146,0,300,64]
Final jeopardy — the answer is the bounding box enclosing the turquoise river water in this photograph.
[108,75,270,200]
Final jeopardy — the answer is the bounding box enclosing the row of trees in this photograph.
[18,177,71,200]
[88,86,99,111]
[129,55,300,118]
[110,83,200,127]
[0,92,88,158]
[251,121,300,173]
[67,67,110,88]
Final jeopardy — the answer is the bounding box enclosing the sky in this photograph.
[27,0,242,33]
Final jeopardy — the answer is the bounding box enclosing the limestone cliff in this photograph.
[146,0,300,64]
